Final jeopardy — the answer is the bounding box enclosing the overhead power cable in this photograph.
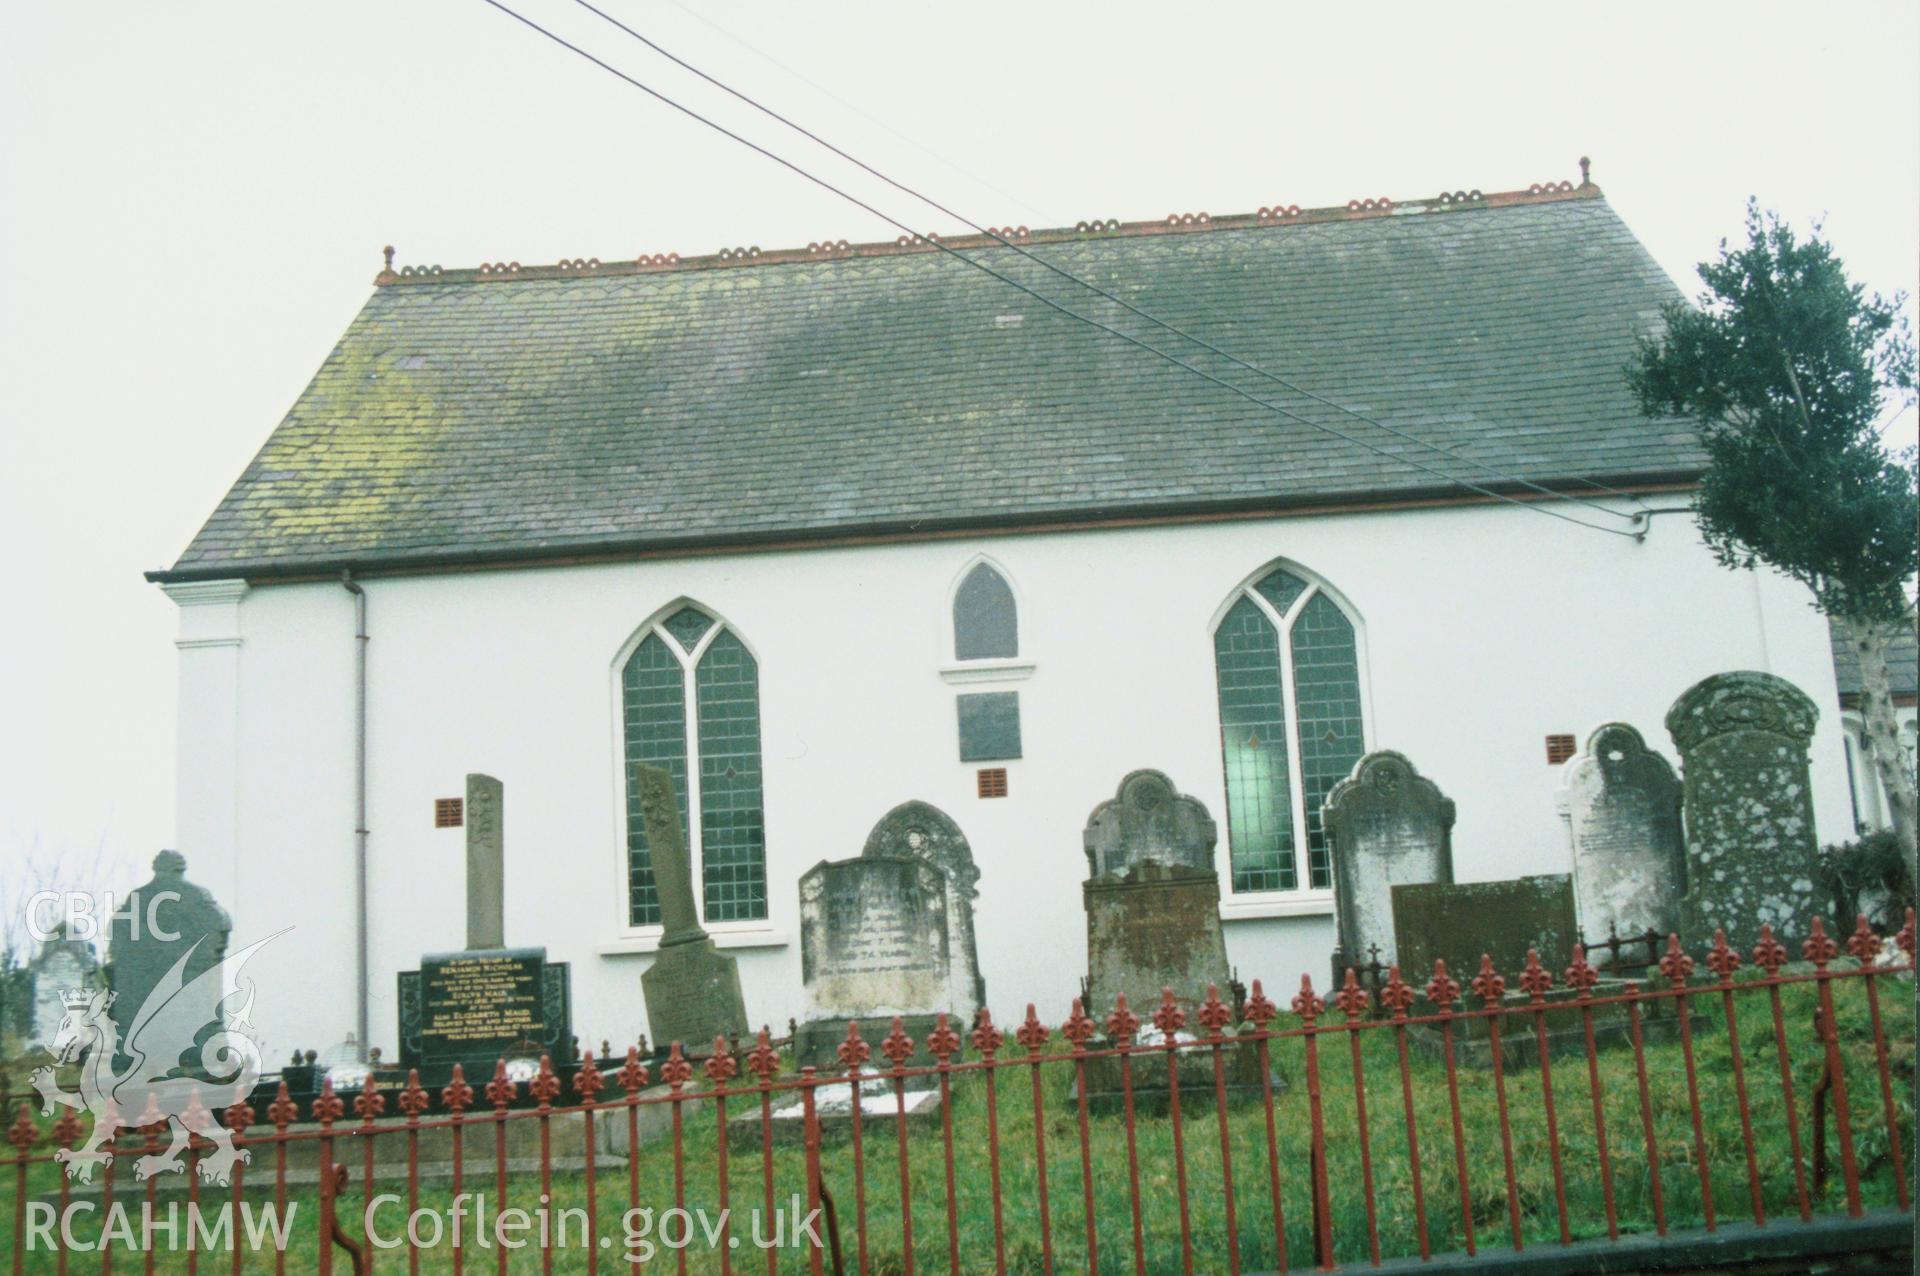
[475,0,1640,540]
[574,0,1645,523]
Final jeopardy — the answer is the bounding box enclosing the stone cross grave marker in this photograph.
[1323,751,1455,974]
[1557,723,1685,961]
[636,763,749,1051]
[1666,671,1822,952]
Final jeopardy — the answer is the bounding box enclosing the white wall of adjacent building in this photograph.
[162,498,1856,1060]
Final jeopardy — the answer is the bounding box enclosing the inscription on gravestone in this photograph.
[1557,723,1685,957]
[465,774,505,950]
[420,949,546,1057]
[1667,671,1822,952]
[861,801,985,1011]
[1324,752,1455,972]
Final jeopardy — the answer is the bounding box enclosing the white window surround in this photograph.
[938,657,1037,685]
[1208,561,1375,906]
[607,601,774,944]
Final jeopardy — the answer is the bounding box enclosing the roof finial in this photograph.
[1579,156,1591,186]
[383,245,395,271]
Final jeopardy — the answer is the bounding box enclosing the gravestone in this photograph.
[107,851,231,1068]
[1081,770,1227,1016]
[1557,723,1685,961]
[1324,752,1455,974]
[466,774,505,950]
[793,854,972,1068]
[25,925,100,1051]
[1666,672,1821,951]
[862,801,985,1012]
[396,775,571,1082]
[636,764,749,1050]
[1391,874,1579,984]
[1079,771,1270,1111]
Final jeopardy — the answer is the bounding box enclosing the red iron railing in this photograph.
[5,912,1914,1273]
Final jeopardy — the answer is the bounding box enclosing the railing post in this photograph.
[801,1067,825,1276]
[1291,976,1333,1271]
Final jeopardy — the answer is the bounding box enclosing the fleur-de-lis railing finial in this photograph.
[746,1028,781,1085]
[1519,949,1554,1002]
[1564,946,1599,998]
[1706,929,1742,982]
[660,1043,693,1090]
[573,1054,605,1104]
[1753,924,1789,975]
[1426,959,1459,1008]
[311,1077,345,1125]
[1379,966,1415,1018]
[354,1077,386,1123]
[882,1017,917,1070]
[1335,969,1370,1020]
[1242,979,1278,1028]
[1291,974,1324,1023]
[267,1081,300,1129]
[440,1064,474,1114]
[398,1069,430,1118]
[1062,999,1097,1048]
[837,1022,871,1075]
[1106,993,1140,1044]
[1017,1004,1051,1054]
[927,1013,963,1062]
[1847,915,1883,964]
[970,1007,1004,1058]
[1153,988,1187,1040]
[1659,934,1694,986]
[1197,984,1234,1036]
[1803,918,1839,967]
[704,1036,739,1087]
[7,1103,36,1153]
[530,1056,563,1107]
[1470,955,1505,1007]
[617,1046,651,1096]
[485,1060,518,1110]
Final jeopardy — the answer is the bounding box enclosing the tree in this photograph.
[1628,200,1918,870]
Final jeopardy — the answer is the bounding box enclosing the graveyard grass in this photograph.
[8,967,1910,1274]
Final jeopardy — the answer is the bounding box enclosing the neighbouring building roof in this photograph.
[1829,617,1920,703]
[153,178,1702,582]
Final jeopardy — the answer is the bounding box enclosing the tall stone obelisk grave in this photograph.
[636,763,750,1050]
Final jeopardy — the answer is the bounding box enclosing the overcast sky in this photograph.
[1,0,1915,889]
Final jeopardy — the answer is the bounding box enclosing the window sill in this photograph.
[1219,893,1335,921]
[939,659,1036,685]
[598,929,789,956]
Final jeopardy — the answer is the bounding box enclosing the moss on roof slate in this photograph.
[162,194,1701,579]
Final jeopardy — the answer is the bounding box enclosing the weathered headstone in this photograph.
[793,854,972,1067]
[1557,724,1686,960]
[636,763,749,1050]
[25,926,100,1051]
[1081,770,1227,1016]
[1391,874,1579,983]
[1078,770,1271,1110]
[107,851,231,1066]
[465,774,505,950]
[1324,751,1455,974]
[862,801,985,1012]
[1666,671,1821,950]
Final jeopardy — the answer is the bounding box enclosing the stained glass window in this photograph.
[953,563,1018,660]
[1212,569,1365,894]
[621,607,768,927]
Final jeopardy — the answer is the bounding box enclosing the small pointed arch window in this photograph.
[620,603,767,928]
[1212,564,1367,895]
[953,561,1018,661]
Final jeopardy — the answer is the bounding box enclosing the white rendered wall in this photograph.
[166,499,1857,1059]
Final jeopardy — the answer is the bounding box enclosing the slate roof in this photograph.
[155,183,1703,582]
[1829,617,1920,700]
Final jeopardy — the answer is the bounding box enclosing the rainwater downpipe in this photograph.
[342,570,370,1060]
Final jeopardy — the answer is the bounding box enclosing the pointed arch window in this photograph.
[622,604,767,927]
[953,562,1018,661]
[1212,566,1366,894]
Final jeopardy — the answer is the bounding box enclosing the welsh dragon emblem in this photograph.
[33,933,278,1184]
